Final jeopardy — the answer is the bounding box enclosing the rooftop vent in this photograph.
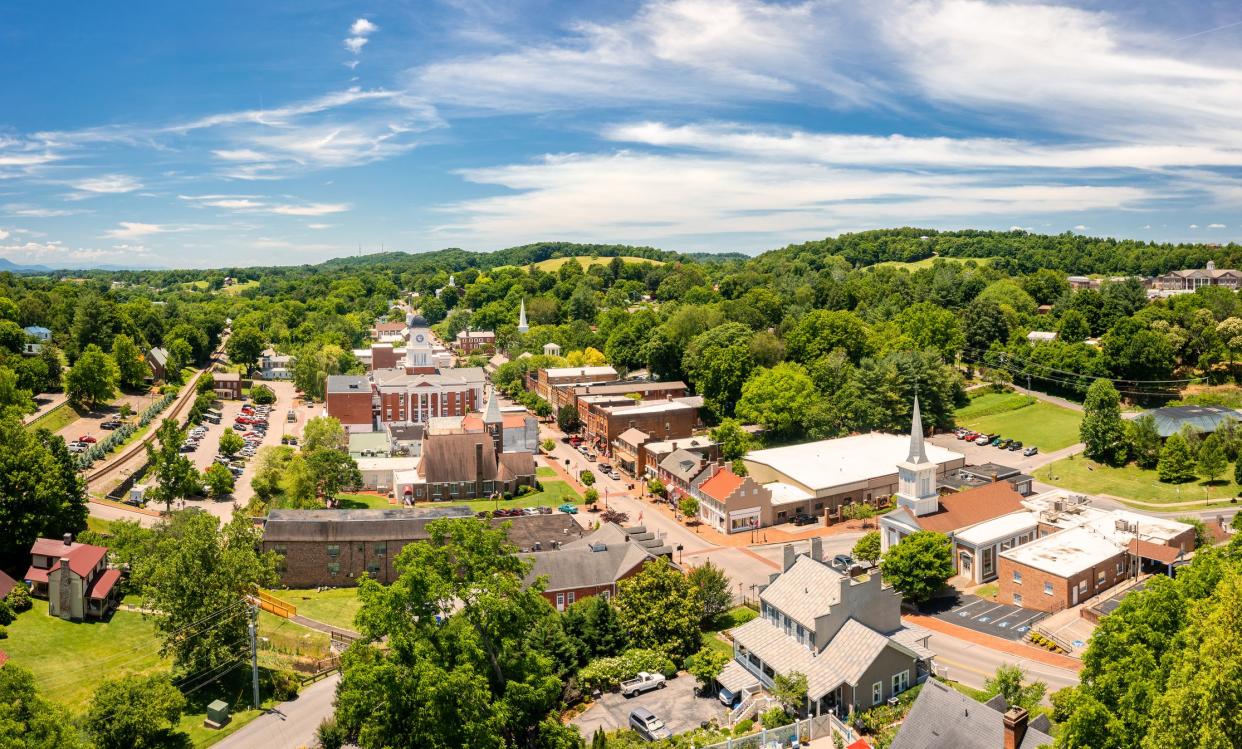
[591,543,608,553]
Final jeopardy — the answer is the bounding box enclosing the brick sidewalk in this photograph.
[904,613,1083,671]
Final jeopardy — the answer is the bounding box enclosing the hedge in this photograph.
[578,648,676,693]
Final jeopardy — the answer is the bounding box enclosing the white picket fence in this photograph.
[696,714,857,749]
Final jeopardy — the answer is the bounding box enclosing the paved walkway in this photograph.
[904,613,1082,672]
[22,391,67,425]
[1011,384,1084,412]
[289,614,360,640]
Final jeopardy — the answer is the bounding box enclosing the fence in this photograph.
[254,590,297,619]
[698,714,856,749]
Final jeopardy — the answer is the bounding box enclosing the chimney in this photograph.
[782,544,796,572]
[475,442,485,484]
[1003,707,1029,749]
[810,537,823,563]
[63,533,73,546]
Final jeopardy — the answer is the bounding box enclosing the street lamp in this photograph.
[677,544,684,565]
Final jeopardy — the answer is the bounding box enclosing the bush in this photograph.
[733,719,754,736]
[0,625,7,639]
[316,717,346,749]
[251,384,276,404]
[760,706,790,729]
[577,649,677,692]
[5,583,31,612]
[0,599,13,626]
[265,669,300,701]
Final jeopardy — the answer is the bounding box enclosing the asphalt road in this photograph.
[214,673,340,749]
[924,631,1080,696]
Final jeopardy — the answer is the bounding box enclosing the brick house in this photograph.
[402,431,536,502]
[147,346,169,381]
[695,464,775,534]
[531,366,618,404]
[213,371,243,400]
[641,436,718,479]
[589,400,697,455]
[326,375,374,432]
[24,535,120,621]
[455,329,496,354]
[263,509,584,587]
[522,523,670,611]
[612,428,651,476]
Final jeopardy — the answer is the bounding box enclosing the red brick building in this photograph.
[586,400,698,454]
[370,343,398,370]
[213,371,243,400]
[455,329,496,354]
[326,375,374,432]
[521,523,674,610]
[531,366,618,404]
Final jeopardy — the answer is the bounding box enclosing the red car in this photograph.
[78,435,97,444]
[235,416,253,424]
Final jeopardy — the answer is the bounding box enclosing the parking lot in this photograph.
[924,594,1047,641]
[60,392,163,454]
[929,433,1058,474]
[571,674,727,738]
[180,379,307,517]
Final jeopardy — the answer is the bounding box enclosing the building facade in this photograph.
[24,536,120,621]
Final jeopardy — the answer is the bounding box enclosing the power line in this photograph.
[962,345,1207,385]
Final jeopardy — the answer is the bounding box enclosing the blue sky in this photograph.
[2,0,1242,268]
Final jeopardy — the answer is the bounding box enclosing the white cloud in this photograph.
[0,229,8,240]
[345,17,378,55]
[432,150,1151,249]
[204,198,265,209]
[212,149,269,162]
[267,203,349,217]
[345,36,369,54]
[69,173,142,194]
[1073,225,1088,231]
[307,223,333,230]
[1189,224,1200,229]
[1208,223,1226,228]
[3,203,83,218]
[103,222,168,239]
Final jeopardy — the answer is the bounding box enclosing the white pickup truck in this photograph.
[620,672,667,698]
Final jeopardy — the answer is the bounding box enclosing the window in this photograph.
[1044,582,1054,595]
[1012,570,1022,583]
[1013,593,1023,605]
[327,562,340,577]
[327,544,340,558]
[366,561,380,575]
[872,682,883,706]
[762,664,775,679]
[892,671,910,695]
[567,592,575,605]
[556,593,565,611]
[1097,570,1107,588]
[1116,560,1123,575]
[375,542,387,557]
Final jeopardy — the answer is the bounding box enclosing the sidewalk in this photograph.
[904,613,1083,672]
[22,392,67,425]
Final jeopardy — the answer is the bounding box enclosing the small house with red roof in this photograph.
[24,534,120,621]
[695,464,775,534]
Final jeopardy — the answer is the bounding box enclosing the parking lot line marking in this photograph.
[1007,612,1043,630]
[971,604,1005,621]
[953,600,989,615]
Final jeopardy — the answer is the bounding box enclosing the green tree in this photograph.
[580,469,595,487]
[302,416,347,453]
[334,517,579,748]
[880,531,954,604]
[1127,414,1163,469]
[279,454,319,508]
[165,338,194,382]
[251,445,294,502]
[308,448,362,502]
[110,333,148,390]
[226,325,266,370]
[1158,433,1198,483]
[556,403,581,432]
[685,645,730,694]
[86,674,186,749]
[1197,433,1227,484]
[687,560,732,626]
[218,429,244,457]
[785,310,870,364]
[562,595,624,660]
[0,366,33,414]
[1081,379,1128,466]
[963,298,1009,357]
[583,487,599,505]
[137,510,278,675]
[614,557,702,660]
[1058,309,1091,344]
[896,302,965,362]
[202,462,235,498]
[736,362,819,438]
[983,665,1047,712]
[772,671,809,714]
[145,419,201,512]
[679,495,699,520]
[65,343,119,410]
[710,418,756,461]
[0,664,87,748]
[852,531,881,565]
[250,383,276,404]
[0,415,88,567]
[683,322,756,419]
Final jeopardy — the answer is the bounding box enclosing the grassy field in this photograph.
[537,466,558,477]
[955,391,1083,451]
[873,255,993,271]
[1034,455,1241,505]
[336,492,396,509]
[27,401,81,433]
[272,588,362,631]
[530,255,663,272]
[434,480,583,512]
[221,280,259,295]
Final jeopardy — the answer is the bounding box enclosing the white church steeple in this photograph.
[895,395,939,517]
[517,298,529,334]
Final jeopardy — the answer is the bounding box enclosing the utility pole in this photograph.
[248,605,260,710]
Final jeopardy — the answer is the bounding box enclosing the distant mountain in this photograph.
[0,258,52,273]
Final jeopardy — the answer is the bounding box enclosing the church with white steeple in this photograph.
[893,395,940,517]
[517,298,529,334]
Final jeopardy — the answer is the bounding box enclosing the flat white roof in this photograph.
[767,482,813,506]
[955,511,1040,546]
[744,433,963,492]
[608,401,694,416]
[644,436,715,453]
[1001,525,1121,578]
[357,457,420,472]
[544,366,617,377]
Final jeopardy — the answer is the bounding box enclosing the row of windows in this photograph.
[326,543,388,558]
[871,671,910,706]
[327,561,384,577]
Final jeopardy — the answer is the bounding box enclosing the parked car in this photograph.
[232,423,247,431]
[557,503,579,514]
[620,672,667,698]
[1023,446,1039,457]
[67,441,88,454]
[101,420,122,429]
[1008,441,1023,451]
[586,453,597,462]
[831,554,855,572]
[973,435,990,445]
[989,435,1003,446]
[629,708,672,741]
[997,439,1012,450]
[78,435,97,444]
[791,512,817,526]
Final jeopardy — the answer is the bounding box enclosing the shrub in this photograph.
[5,583,31,612]
[251,384,276,404]
[0,626,7,639]
[733,719,754,736]
[760,706,791,729]
[265,669,300,701]
[316,717,346,749]
[577,649,676,692]
[0,599,13,626]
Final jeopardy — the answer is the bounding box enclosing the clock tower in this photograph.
[405,313,435,374]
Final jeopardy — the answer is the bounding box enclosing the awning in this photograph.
[1128,539,1182,565]
[717,660,760,694]
[23,566,50,584]
[88,568,122,600]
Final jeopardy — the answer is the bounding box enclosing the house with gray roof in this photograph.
[656,448,709,497]
[889,678,1053,749]
[521,523,670,611]
[147,346,169,381]
[721,541,934,717]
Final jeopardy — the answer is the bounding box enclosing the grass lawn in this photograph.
[955,393,1083,452]
[1034,455,1241,505]
[221,280,259,295]
[537,466,558,478]
[873,255,993,271]
[271,588,362,631]
[701,634,734,660]
[27,401,81,433]
[3,606,169,707]
[86,515,118,534]
[706,605,758,633]
[336,492,396,509]
[426,480,584,512]
[530,255,663,272]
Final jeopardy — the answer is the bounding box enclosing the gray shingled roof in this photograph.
[759,555,845,629]
[1145,405,1241,438]
[889,679,1054,749]
[420,433,499,483]
[658,449,706,483]
[326,374,370,394]
[263,507,472,542]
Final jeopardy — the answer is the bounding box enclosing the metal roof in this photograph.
[1145,405,1241,438]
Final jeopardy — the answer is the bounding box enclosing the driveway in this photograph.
[572,674,727,738]
[928,433,1077,474]
[922,594,1046,641]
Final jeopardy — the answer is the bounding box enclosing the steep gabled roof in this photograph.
[420,433,498,483]
[902,482,1026,535]
[699,467,744,502]
[759,554,844,629]
[889,679,1054,749]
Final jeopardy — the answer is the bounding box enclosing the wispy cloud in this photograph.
[67,173,143,197]
[1208,223,1226,229]
[345,17,379,57]
[179,194,349,216]
[103,222,171,239]
[3,203,85,218]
